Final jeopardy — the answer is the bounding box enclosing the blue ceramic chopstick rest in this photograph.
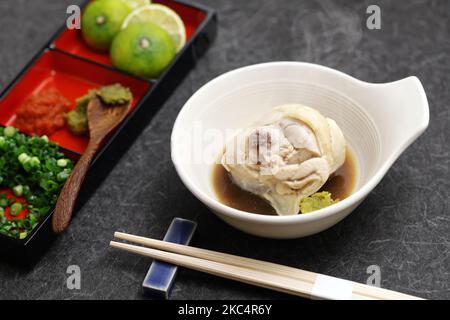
[142,218,197,299]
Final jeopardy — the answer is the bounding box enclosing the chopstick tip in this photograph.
[109,240,119,248]
[114,231,126,239]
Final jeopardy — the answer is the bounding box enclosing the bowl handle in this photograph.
[371,76,430,155]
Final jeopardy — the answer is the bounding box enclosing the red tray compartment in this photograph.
[0,50,150,154]
[52,0,207,69]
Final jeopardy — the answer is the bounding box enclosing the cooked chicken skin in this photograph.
[221,104,346,215]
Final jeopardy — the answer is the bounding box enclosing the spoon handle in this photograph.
[52,139,101,234]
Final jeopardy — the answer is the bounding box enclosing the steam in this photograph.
[291,0,363,62]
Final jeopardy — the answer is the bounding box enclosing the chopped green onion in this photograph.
[10,203,22,216]
[28,213,37,224]
[30,157,41,167]
[0,128,73,239]
[22,156,40,171]
[57,171,70,182]
[57,159,68,167]
[12,185,23,197]
[4,126,16,137]
[40,179,58,191]
[22,185,31,197]
[18,153,29,164]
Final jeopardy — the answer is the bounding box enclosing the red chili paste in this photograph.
[15,87,71,136]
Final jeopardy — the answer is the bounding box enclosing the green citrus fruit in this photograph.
[94,0,151,10]
[124,0,152,10]
[121,4,186,52]
[110,22,176,78]
[81,0,132,52]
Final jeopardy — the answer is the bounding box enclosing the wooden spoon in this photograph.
[52,96,130,234]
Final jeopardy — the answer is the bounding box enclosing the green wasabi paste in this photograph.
[66,84,132,136]
[300,191,338,214]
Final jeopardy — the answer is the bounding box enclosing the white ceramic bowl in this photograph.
[171,62,429,239]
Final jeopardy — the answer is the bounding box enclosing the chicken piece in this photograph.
[221,104,346,215]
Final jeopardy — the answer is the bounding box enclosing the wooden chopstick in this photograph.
[111,240,316,298]
[111,232,423,300]
[110,240,371,300]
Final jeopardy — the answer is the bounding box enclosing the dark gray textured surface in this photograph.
[0,0,449,300]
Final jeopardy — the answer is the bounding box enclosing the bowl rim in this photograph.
[171,61,429,225]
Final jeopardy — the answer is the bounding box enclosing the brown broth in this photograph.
[211,148,357,215]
